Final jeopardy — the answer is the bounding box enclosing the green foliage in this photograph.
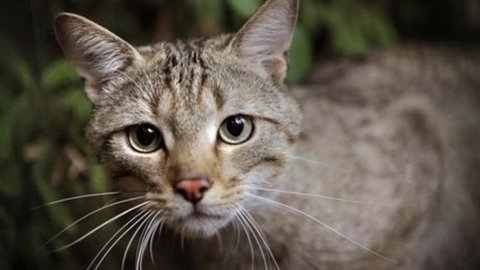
[0,36,121,269]
[314,0,396,56]
[227,0,261,19]
[224,0,396,82]
[41,60,79,92]
[288,25,314,83]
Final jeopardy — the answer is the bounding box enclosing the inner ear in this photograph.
[231,0,298,84]
[54,12,143,104]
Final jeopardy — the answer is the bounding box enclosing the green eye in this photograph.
[219,115,254,145]
[127,124,163,153]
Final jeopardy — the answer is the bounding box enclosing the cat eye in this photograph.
[127,124,163,153]
[219,115,254,145]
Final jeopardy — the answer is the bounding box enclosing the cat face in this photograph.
[55,0,301,237]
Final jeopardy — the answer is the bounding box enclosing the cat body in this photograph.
[54,0,480,269]
[148,47,480,270]
[246,47,480,270]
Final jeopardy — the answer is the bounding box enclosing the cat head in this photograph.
[55,0,301,237]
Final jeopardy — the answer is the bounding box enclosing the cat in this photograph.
[54,0,480,269]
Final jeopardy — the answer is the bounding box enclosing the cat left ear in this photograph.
[54,13,143,104]
[231,0,298,84]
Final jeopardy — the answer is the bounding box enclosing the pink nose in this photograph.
[174,178,211,204]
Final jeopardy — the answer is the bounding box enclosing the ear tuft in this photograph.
[54,13,142,103]
[232,0,298,84]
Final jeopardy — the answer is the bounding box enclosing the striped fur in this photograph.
[54,0,480,269]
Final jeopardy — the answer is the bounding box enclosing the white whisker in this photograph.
[232,217,241,254]
[240,206,280,270]
[149,211,165,269]
[215,230,224,255]
[247,193,395,263]
[138,211,162,270]
[287,154,335,169]
[180,225,186,252]
[233,205,255,270]
[249,187,367,204]
[87,209,147,269]
[92,209,154,270]
[55,200,150,252]
[120,209,155,270]
[44,196,144,248]
[238,206,266,270]
[136,211,153,270]
[122,210,153,270]
[32,192,119,210]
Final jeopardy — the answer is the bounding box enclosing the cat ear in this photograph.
[231,0,298,84]
[54,13,143,103]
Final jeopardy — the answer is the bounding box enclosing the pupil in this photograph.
[137,125,156,146]
[227,116,244,137]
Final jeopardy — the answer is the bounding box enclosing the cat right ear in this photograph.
[231,0,298,85]
[54,13,143,104]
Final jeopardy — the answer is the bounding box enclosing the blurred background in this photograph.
[0,0,479,269]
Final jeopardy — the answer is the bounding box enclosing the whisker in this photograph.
[248,187,367,204]
[91,209,153,270]
[215,230,223,255]
[136,210,156,256]
[247,194,395,263]
[238,207,270,270]
[55,200,150,252]
[122,210,152,270]
[225,204,241,255]
[180,225,186,252]
[43,196,144,249]
[231,215,241,254]
[149,212,165,269]
[240,206,280,270]
[233,204,255,270]
[235,205,261,270]
[88,209,147,269]
[31,191,119,210]
[120,209,155,270]
[286,154,336,170]
[136,212,153,270]
[156,211,167,247]
[138,211,162,270]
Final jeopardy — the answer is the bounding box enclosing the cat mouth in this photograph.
[181,206,225,220]
[167,206,232,237]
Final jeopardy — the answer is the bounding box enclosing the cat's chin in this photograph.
[169,214,231,238]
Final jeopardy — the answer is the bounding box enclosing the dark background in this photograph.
[0,0,479,269]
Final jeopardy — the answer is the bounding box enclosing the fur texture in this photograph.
[55,0,480,269]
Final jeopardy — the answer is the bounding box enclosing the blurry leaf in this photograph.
[300,0,322,32]
[186,0,224,33]
[35,172,58,204]
[33,167,76,234]
[287,25,313,83]
[0,166,21,198]
[0,207,14,245]
[1,55,35,95]
[0,97,29,161]
[41,60,79,92]
[227,0,261,19]
[90,164,108,192]
[333,19,370,56]
[0,37,34,92]
[60,88,91,123]
[363,11,397,48]
[316,0,396,56]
